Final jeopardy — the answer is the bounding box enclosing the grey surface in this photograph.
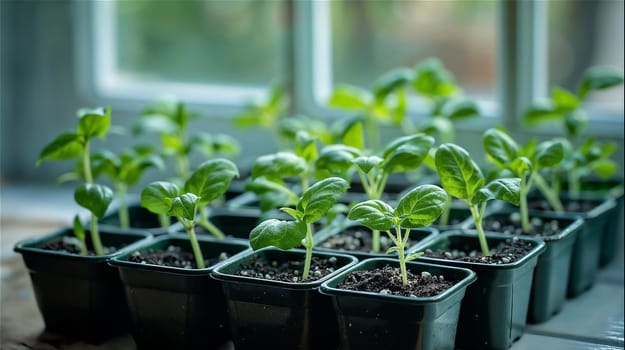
[511,334,623,350]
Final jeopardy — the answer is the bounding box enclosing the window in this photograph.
[92,1,287,105]
[548,0,624,115]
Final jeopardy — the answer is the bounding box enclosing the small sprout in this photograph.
[348,185,448,286]
[435,143,521,256]
[249,177,349,281]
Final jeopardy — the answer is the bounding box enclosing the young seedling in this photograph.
[141,182,206,268]
[233,84,288,149]
[348,185,448,286]
[249,177,349,281]
[411,58,480,143]
[134,99,240,181]
[184,158,240,238]
[524,66,623,197]
[435,143,521,256]
[38,107,115,256]
[483,128,565,232]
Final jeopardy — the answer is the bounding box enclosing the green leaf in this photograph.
[353,155,383,174]
[395,185,448,228]
[601,143,617,158]
[482,128,519,168]
[168,193,199,221]
[405,251,423,262]
[551,87,580,112]
[434,143,484,200]
[373,67,414,99]
[161,134,185,154]
[347,200,395,231]
[341,117,365,150]
[280,207,303,221]
[91,150,120,180]
[328,85,371,110]
[509,157,533,177]
[315,145,359,178]
[252,152,307,179]
[249,219,307,251]
[591,159,619,179]
[295,131,318,163]
[385,246,399,255]
[523,104,561,126]
[297,177,349,223]
[141,181,181,215]
[77,106,111,139]
[441,98,480,120]
[412,58,457,97]
[533,140,564,169]
[472,178,520,206]
[38,132,83,165]
[519,138,537,158]
[74,183,114,218]
[578,66,624,100]
[73,215,85,242]
[185,158,239,205]
[381,134,434,173]
[564,109,588,137]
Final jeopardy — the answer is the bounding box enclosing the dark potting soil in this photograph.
[128,245,230,269]
[483,213,562,237]
[529,198,597,213]
[338,265,457,297]
[43,236,120,255]
[235,255,339,283]
[423,236,534,264]
[320,227,416,253]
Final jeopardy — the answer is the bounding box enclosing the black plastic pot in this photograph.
[314,223,438,261]
[528,195,616,297]
[211,248,358,350]
[99,202,175,235]
[319,258,476,350]
[13,227,152,343]
[468,210,583,323]
[412,231,546,350]
[108,234,249,350]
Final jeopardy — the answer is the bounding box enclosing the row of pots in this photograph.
[13,178,623,350]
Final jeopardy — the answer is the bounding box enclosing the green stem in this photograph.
[300,172,310,194]
[302,223,313,281]
[116,183,130,229]
[395,225,408,286]
[158,213,170,228]
[182,219,205,269]
[364,113,380,152]
[198,208,225,239]
[176,153,190,180]
[260,180,300,204]
[520,177,531,234]
[372,229,380,253]
[83,140,93,184]
[78,238,88,256]
[439,196,452,227]
[568,171,581,200]
[470,205,490,256]
[373,172,389,200]
[534,173,565,212]
[90,213,104,255]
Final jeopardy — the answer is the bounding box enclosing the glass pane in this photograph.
[549,0,624,110]
[115,1,286,86]
[330,0,498,101]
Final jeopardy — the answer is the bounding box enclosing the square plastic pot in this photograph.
[528,195,616,297]
[211,247,358,350]
[13,227,152,343]
[412,230,546,350]
[319,258,477,350]
[108,234,249,350]
[314,222,438,261]
[467,210,583,323]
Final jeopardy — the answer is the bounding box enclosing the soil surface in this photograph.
[483,213,563,237]
[43,237,120,255]
[529,198,598,213]
[320,227,417,253]
[423,236,534,264]
[338,265,456,297]
[128,245,230,269]
[235,255,340,283]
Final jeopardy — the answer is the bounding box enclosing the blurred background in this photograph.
[1,0,623,183]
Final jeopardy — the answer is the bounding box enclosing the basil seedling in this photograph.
[249,177,349,281]
[38,107,115,255]
[435,143,521,256]
[233,84,288,149]
[483,128,565,231]
[348,185,447,286]
[141,182,206,268]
